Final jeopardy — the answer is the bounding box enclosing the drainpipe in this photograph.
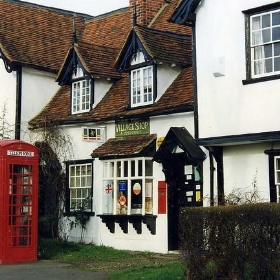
[214,147,225,205]
[192,23,199,139]
[209,151,214,206]
[15,67,22,140]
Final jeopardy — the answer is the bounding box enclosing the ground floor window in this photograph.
[65,160,93,212]
[275,156,280,202]
[102,157,153,215]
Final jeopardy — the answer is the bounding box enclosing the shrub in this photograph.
[179,203,280,279]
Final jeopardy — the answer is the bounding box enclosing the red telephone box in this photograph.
[0,140,38,264]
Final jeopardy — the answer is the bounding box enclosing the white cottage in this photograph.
[28,0,207,253]
[0,1,93,140]
[172,0,280,204]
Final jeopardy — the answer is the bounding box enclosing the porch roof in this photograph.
[91,134,157,159]
[153,127,206,163]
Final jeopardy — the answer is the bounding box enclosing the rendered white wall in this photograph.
[21,68,59,140]
[0,62,17,138]
[156,65,182,101]
[196,0,280,138]
[62,111,193,253]
[202,142,279,206]
[92,79,112,109]
[222,143,273,203]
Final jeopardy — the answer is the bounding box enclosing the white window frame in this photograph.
[274,156,280,202]
[274,156,280,185]
[131,66,153,107]
[250,9,280,78]
[82,127,106,142]
[69,163,92,211]
[102,157,154,215]
[71,79,92,114]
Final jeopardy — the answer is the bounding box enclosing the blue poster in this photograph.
[119,181,127,192]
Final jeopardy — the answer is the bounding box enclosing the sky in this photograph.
[22,0,129,16]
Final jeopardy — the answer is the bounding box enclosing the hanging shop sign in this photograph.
[115,118,150,137]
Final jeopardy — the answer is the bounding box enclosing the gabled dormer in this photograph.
[116,28,156,108]
[56,47,93,115]
[57,43,122,115]
[115,25,192,109]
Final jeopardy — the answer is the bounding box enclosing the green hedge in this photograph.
[179,203,280,279]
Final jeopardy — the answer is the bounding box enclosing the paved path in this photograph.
[0,260,107,280]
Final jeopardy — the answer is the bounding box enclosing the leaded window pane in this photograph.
[72,79,91,114]
[69,163,92,210]
[262,14,270,28]
[251,9,280,77]
[272,12,280,26]
[131,66,153,107]
[264,58,273,72]
[274,57,280,71]
[272,26,280,41]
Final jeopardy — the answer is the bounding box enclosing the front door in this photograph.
[166,158,203,251]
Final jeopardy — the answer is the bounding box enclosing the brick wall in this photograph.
[130,0,169,26]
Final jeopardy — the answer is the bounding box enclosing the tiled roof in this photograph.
[82,8,132,50]
[135,26,192,65]
[24,0,194,128]
[0,0,90,72]
[114,25,192,72]
[57,42,123,83]
[150,0,192,35]
[91,134,157,159]
[153,127,206,163]
[29,67,193,128]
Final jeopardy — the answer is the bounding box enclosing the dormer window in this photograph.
[131,66,153,107]
[130,51,155,108]
[71,66,93,114]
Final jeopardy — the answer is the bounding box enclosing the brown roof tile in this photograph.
[57,42,123,82]
[91,134,157,159]
[135,26,192,66]
[29,67,193,128]
[150,0,192,35]
[82,8,132,50]
[27,0,194,128]
[0,0,90,72]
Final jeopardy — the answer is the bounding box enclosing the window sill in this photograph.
[98,214,157,235]
[242,74,280,85]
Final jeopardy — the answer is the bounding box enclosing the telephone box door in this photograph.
[0,140,38,264]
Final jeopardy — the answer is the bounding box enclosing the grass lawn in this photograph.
[39,239,185,280]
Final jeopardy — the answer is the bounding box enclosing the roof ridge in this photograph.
[4,0,94,18]
[75,42,119,53]
[135,24,191,39]
[85,7,129,23]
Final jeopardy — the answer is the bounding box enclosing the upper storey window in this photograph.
[131,66,153,107]
[71,66,92,114]
[250,9,280,78]
[130,51,155,108]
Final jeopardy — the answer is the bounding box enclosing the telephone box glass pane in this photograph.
[9,165,33,246]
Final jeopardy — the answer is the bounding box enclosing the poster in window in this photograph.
[117,180,127,214]
[145,182,153,214]
[131,180,142,214]
[119,180,127,192]
[103,181,113,214]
